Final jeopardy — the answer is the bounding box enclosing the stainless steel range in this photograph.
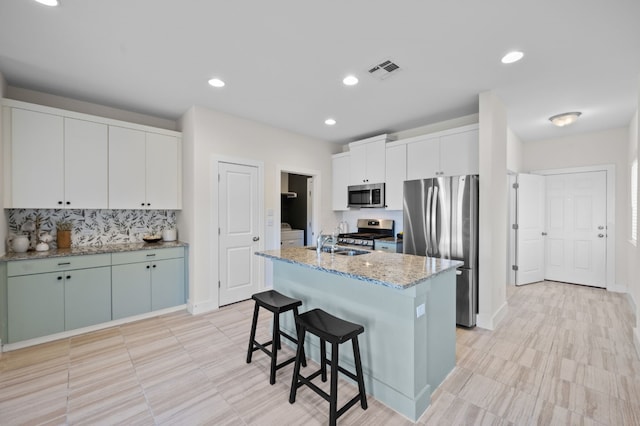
[337,219,394,250]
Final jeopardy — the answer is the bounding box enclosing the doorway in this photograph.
[281,172,313,246]
[511,165,615,289]
[276,166,320,251]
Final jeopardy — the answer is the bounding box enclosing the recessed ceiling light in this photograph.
[35,0,59,6]
[343,75,359,86]
[549,112,582,127]
[325,118,336,126]
[208,78,225,88]
[501,51,524,64]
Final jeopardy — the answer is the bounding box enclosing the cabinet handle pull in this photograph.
[66,275,71,279]
[146,253,156,257]
[57,276,63,280]
[147,203,151,206]
[152,264,156,268]
[66,201,70,205]
[58,262,71,266]
[58,201,63,205]
[141,202,145,206]
[146,265,150,269]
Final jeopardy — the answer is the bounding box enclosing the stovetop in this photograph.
[337,219,394,248]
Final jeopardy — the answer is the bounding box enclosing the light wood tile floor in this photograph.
[1,280,639,425]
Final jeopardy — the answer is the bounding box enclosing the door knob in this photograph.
[541,232,547,236]
[598,225,605,230]
[253,236,260,241]
[598,234,605,238]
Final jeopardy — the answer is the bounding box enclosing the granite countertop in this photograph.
[1,241,188,262]
[256,246,462,290]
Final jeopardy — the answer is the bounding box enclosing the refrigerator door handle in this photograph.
[431,185,439,256]
[425,185,433,256]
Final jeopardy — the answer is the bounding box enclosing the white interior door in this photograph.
[218,162,260,306]
[545,171,607,287]
[515,173,546,285]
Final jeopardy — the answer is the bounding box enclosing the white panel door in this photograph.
[146,133,179,210]
[219,162,260,306]
[515,173,546,285]
[11,108,64,208]
[64,118,108,209]
[109,126,146,209]
[545,171,607,287]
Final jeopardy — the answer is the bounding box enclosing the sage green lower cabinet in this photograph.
[111,263,152,320]
[8,273,65,343]
[64,266,111,330]
[111,247,185,320]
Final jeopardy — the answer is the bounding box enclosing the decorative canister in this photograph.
[162,228,177,242]
[57,230,71,249]
[8,235,30,253]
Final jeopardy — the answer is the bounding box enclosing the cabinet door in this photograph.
[10,108,64,208]
[406,137,440,181]
[365,140,386,183]
[109,126,146,209]
[65,118,108,208]
[332,153,350,210]
[439,129,479,176]
[146,133,179,209]
[8,273,64,342]
[349,143,368,184]
[112,263,151,319]
[385,144,407,210]
[151,258,185,310]
[64,266,111,330]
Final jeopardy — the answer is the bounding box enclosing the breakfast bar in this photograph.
[256,247,462,422]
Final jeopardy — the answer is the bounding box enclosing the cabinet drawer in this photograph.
[7,253,111,277]
[111,247,184,265]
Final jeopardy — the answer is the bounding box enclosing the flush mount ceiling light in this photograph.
[324,118,336,126]
[208,78,225,88]
[342,75,359,86]
[35,0,59,5]
[549,111,582,127]
[501,51,524,64]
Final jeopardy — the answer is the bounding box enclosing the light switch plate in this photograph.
[416,303,426,318]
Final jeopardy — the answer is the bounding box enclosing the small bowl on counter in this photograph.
[142,235,162,243]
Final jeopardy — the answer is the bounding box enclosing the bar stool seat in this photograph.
[289,308,367,425]
[246,290,306,385]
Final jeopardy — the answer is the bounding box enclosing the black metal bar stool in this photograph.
[246,290,306,385]
[289,308,367,426]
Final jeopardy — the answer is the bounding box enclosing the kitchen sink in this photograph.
[307,246,370,256]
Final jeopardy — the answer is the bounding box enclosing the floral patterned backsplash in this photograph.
[7,209,177,248]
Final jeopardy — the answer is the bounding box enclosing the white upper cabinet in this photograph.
[64,118,108,208]
[109,127,181,210]
[146,132,180,210]
[385,142,407,210]
[349,135,387,185]
[3,99,182,210]
[109,126,147,209]
[406,125,479,180]
[332,152,350,211]
[7,108,64,209]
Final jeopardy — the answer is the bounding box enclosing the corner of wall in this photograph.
[0,72,7,257]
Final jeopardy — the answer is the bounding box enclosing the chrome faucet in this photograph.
[316,230,333,254]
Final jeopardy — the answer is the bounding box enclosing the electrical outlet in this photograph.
[416,303,426,318]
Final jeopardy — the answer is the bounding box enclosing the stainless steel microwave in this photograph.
[347,183,385,208]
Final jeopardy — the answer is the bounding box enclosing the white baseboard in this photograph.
[607,283,628,293]
[2,305,186,352]
[476,301,509,331]
[188,299,219,315]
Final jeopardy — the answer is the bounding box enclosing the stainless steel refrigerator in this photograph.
[403,175,479,327]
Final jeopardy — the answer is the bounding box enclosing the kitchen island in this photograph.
[255,247,462,422]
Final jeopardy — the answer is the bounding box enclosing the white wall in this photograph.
[178,105,339,313]
[5,86,178,131]
[0,73,6,256]
[522,127,629,289]
[477,91,509,329]
[507,128,524,173]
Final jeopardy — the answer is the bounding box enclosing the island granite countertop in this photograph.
[256,246,462,289]
[1,241,188,262]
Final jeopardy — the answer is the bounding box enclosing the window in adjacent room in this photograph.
[632,158,638,244]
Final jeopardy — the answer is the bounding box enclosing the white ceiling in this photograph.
[1,0,639,144]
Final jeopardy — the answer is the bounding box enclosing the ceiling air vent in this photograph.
[368,59,401,80]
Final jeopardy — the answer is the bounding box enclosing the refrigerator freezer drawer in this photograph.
[456,267,477,327]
